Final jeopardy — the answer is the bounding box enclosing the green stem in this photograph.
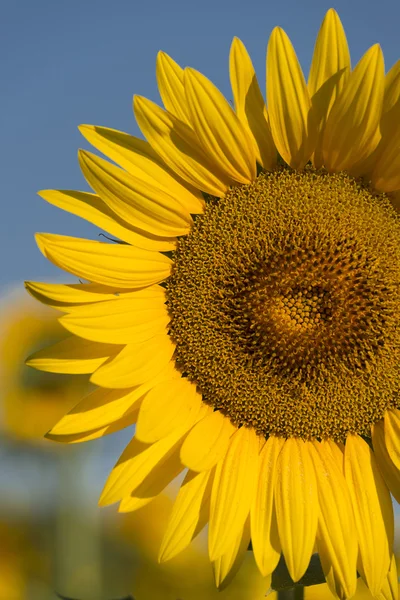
[278,586,304,600]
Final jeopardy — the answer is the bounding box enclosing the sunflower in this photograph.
[27,8,400,599]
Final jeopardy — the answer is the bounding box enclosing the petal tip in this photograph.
[34,232,46,247]
[77,148,89,160]
[326,7,339,17]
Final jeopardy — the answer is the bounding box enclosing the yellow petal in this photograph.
[355,60,400,181]
[25,280,136,307]
[208,426,259,560]
[49,387,143,435]
[118,449,184,513]
[308,9,351,99]
[136,378,203,443]
[384,409,400,470]
[184,67,256,183]
[35,233,172,289]
[59,293,169,345]
[180,409,236,472]
[26,335,120,374]
[370,90,400,191]
[156,52,190,124]
[134,95,231,197]
[159,469,214,562]
[368,62,400,191]
[48,367,176,435]
[383,60,400,116]
[308,9,351,168]
[25,282,165,315]
[345,129,381,179]
[372,421,400,504]
[251,435,283,577]
[323,439,345,472]
[79,124,205,215]
[45,410,138,444]
[323,44,384,172]
[377,554,399,600]
[78,150,192,237]
[345,434,393,596]
[91,335,175,389]
[99,425,189,506]
[376,59,400,147]
[310,441,357,600]
[229,37,276,170]
[274,438,318,582]
[213,516,251,590]
[38,189,176,252]
[371,143,400,193]
[266,27,315,169]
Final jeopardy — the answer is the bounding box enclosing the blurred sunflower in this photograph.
[0,293,87,443]
[0,522,26,600]
[27,7,400,599]
[0,519,56,600]
[117,493,270,599]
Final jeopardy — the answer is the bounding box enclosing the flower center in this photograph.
[166,168,400,441]
[269,288,328,330]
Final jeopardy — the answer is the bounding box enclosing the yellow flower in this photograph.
[27,8,400,599]
[0,292,87,443]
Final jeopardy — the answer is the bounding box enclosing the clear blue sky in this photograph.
[2,0,400,291]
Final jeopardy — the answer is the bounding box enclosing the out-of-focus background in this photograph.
[2,0,400,598]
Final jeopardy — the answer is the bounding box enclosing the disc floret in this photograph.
[167,168,400,440]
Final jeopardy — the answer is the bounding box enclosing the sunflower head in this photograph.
[168,167,400,441]
[27,7,400,600]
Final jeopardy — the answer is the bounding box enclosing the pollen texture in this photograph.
[166,169,400,440]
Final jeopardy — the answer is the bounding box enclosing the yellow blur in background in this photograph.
[0,293,87,443]
[0,288,399,599]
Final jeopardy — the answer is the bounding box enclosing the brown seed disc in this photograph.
[166,168,400,441]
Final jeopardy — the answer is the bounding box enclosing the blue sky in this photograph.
[2,0,400,291]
